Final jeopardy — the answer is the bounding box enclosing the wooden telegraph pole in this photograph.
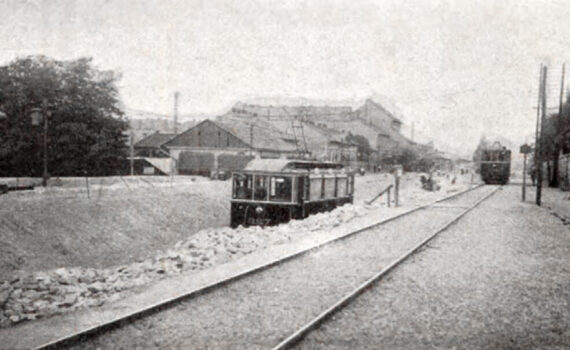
[522,148,527,201]
[129,127,135,176]
[533,64,543,203]
[552,64,566,187]
[534,64,543,179]
[536,65,548,206]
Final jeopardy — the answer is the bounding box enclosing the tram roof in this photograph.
[243,159,345,173]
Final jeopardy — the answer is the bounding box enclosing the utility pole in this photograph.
[250,123,254,157]
[533,64,543,200]
[537,65,548,206]
[173,92,180,134]
[535,64,543,154]
[552,64,566,187]
[130,126,135,176]
[41,99,50,187]
[522,150,527,201]
[558,63,566,125]
[534,65,543,204]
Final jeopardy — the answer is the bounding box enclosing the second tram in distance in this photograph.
[480,143,511,185]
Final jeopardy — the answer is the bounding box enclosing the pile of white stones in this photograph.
[0,203,368,328]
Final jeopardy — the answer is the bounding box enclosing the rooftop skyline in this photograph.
[2,0,570,156]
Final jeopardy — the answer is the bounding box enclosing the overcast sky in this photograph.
[2,0,569,155]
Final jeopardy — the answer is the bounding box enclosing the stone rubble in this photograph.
[0,203,370,328]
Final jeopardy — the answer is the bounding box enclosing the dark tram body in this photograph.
[230,159,355,228]
[480,145,511,185]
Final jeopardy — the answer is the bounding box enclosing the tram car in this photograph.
[230,159,355,228]
[479,143,511,185]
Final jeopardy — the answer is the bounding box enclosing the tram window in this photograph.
[309,176,322,200]
[324,177,336,198]
[233,174,252,199]
[270,176,292,202]
[254,175,268,200]
[348,175,354,195]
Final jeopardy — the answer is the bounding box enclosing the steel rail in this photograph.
[34,183,485,350]
[271,186,500,350]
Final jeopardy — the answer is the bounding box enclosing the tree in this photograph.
[382,146,427,172]
[472,136,489,164]
[0,56,128,177]
[411,151,435,172]
[344,132,373,161]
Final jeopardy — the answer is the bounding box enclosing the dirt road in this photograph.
[296,185,570,349]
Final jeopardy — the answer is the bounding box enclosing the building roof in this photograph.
[214,117,298,152]
[363,99,402,124]
[165,119,298,153]
[328,140,357,147]
[133,132,177,148]
[243,159,344,172]
[223,99,410,151]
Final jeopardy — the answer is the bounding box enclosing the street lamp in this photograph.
[29,99,51,186]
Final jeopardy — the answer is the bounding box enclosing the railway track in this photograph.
[34,184,496,350]
[273,185,500,350]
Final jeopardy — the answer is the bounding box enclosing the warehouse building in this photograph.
[163,119,299,177]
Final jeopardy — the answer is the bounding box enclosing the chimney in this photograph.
[173,92,180,134]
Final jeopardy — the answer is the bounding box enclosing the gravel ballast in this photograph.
[60,185,492,349]
[295,185,570,349]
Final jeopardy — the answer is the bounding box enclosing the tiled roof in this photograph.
[363,99,402,124]
[215,117,298,152]
[133,132,177,148]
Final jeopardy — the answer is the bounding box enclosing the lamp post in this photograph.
[29,99,51,186]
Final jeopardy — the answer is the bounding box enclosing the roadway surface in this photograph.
[294,185,570,349]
